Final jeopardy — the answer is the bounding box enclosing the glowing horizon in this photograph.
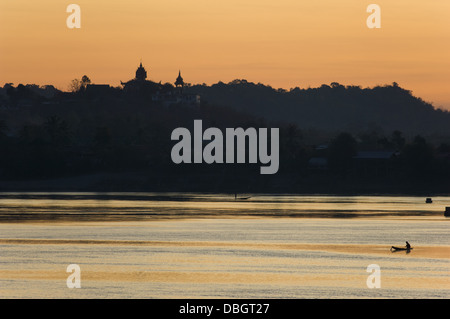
[1,0,449,109]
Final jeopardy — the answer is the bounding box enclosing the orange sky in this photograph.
[1,0,449,109]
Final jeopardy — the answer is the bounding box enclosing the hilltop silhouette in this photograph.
[185,80,450,137]
[1,66,449,194]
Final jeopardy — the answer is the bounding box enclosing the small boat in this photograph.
[234,193,251,200]
[390,246,413,252]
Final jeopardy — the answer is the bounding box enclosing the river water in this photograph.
[0,193,448,298]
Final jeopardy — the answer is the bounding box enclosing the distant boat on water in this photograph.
[234,193,251,200]
[391,241,412,253]
[390,246,413,252]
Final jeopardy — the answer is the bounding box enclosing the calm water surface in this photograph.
[0,193,449,298]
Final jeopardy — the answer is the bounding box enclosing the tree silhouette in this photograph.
[390,130,406,151]
[69,79,82,93]
[402,135,433,176]
[69,75,91,92]
[328,132,357,173]
[280,124,306,171]
[81,75,91,90]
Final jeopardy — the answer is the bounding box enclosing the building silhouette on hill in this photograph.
[121,62,200,106]
[121,62,159,93]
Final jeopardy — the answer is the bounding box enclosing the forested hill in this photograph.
[186,80,450,136]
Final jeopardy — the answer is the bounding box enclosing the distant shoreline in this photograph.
[0,185,448,223]
[0,171,449,196]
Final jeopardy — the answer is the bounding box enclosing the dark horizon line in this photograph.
[3,78,448,110]
[0,78,428,93]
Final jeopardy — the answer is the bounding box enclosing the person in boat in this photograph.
[405,241,411,250]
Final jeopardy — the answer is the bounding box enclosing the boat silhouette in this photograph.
[234,193,251,200]
[390,246,413,252]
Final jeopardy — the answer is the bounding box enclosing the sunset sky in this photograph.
[1,0,449,109]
